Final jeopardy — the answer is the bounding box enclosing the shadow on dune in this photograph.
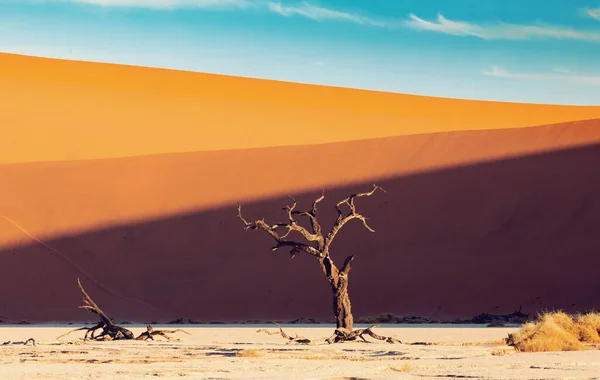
[1,143,599,323]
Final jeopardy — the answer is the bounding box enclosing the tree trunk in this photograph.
[332,276,353,331]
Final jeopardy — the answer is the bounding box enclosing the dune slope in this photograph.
[2,53,600,164]
[0,119,599,322]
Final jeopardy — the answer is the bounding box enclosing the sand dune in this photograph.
[1,119,599,249]
[2,53,600,164]
[0,119,599,322]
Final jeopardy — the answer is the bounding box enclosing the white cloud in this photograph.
[266,2,388,27]
[58,0,385,20]
[552,67,579,74]
[585,8,600,20]
[63,0,249,8]
[17,1,600,40]
[483,66,600,85]
[406,13,600,41]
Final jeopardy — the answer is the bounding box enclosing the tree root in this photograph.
[257,323,400,344]
[257,323,312,344]
[2,338,36,346]
[326,324,401,344]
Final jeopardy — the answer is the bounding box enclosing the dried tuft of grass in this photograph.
[388,363,413,373]
[236,349,263,358]
[574,313,600,344]
[507,311,600,352]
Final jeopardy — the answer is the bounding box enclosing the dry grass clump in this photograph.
[507,311,600,352]
[490,348,512,356]
[574,313,600,344]
[388,363,413,373]
[236,349,263,358]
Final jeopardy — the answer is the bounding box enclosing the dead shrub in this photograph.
[236,349,263,358]
[574,313,600,344]
[507,311,600,352]
[389,363,413,372]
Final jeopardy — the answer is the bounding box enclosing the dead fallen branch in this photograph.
[135,324,191,341]
[2,338,36,346]
[257,323,400,344]
[326,324,401,344]
[257,323,312,344]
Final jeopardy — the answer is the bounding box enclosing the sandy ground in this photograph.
[1,326,599,379]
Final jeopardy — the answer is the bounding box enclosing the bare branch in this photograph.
[352,184,386,201]
[340,254,356,276]
[237,185,381,264]
[286,221,323,244]
[272,241,321,258]
[56,327,92,341]
[2,338,36,346]
[257,323,312,344]
[238,197,325,259]
[289,191,325,246]
[237,204,285,242]
[281,196,324,244]
[77,278,112,326]
[324,214,374,254]
[326,324,401,344]
[236,203,250,226]
[283,195,297,222]
[312,191,325,214]
[325,185,383,254]
[135,324,190,341]
[74,279,135,341]
[336,184,385,215]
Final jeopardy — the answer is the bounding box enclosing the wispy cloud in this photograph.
[266,2,388,27]
[44,0,393,26]
[22,1,600,40]
[64,0,249,9]
[406,13,600,41]
[584,8,600,20]
[483,66,600,85]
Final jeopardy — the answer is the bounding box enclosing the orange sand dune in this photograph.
[0,119,599,322]
[2,52,600,164]
[0,119,599,249]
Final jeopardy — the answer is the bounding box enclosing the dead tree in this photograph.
[58,279,186,342]
[58,278,135,341]
[238,185,399,343]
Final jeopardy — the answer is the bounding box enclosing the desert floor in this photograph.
[1,325,600,379]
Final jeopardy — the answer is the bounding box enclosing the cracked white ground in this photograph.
[1,326,599,379]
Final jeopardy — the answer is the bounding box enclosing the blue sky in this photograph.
[1,0,600,105]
